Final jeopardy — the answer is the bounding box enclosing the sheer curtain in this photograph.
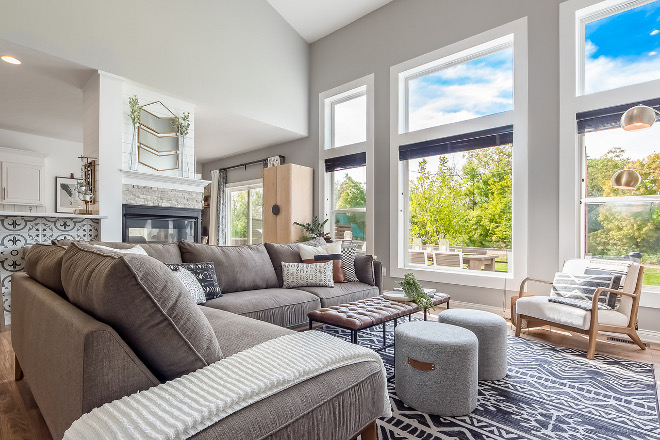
[209,169,227,245]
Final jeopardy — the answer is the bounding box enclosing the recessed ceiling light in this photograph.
[1,56,21,65]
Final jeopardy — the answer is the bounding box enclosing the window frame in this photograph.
[319,75,374,253]
[225,179,263,246]
[389,18,529,289]
[560,0,660,302]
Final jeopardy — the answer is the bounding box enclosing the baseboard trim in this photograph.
[636,329,660,344]
[450,300,507,318]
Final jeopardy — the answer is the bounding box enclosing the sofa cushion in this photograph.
[264,238,326,287]
[354,254,376,286]
[179,242,278,293]
[297,282,379,308]
[52,240,184,264]
[516,295,629,330]
[203,288,321,328]
[24,244,67,297]
[199,307,293,356]
[61,243,222,381]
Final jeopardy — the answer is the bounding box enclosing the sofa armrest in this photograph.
[11,273,159,439]
[373,260,383,293]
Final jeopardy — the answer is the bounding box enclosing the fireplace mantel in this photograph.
[120,170,210,192]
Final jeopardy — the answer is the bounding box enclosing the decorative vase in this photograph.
[179,136,186,178]
[129,127,138,171]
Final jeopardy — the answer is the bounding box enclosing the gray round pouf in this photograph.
[438,309,508,380]
[395,321,478,416]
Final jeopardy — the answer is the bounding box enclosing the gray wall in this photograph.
[203,0,566,311]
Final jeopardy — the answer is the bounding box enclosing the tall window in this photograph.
[561,0,660,291]
[579,103,660,289]
[319,76,374,252]
[227,183,263,246]
[581,0,660,95]
[391,19,527,285]
[325,153,367,250]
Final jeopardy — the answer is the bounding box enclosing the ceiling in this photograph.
[0,0,392,163]
[267,0,393,43]
[0,39,94,143]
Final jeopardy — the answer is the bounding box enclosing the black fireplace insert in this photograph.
[122,204,201,244]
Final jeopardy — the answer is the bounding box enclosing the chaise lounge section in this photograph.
[12,240,386,439]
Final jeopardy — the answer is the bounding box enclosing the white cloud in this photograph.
[651,29,659,35]
[408,63,513,132]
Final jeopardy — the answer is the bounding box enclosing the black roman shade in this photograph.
[398,125,513,161]
[325,152,367,172]
[577,98,660,134]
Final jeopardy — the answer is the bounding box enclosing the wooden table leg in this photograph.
[358,420,377,440]
[484,259,495,271]
[468,260,482,270]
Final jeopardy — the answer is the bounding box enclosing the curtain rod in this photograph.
[216,155,285,172]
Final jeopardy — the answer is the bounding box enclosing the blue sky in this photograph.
[585,0,660,93]
[407,47,513,132]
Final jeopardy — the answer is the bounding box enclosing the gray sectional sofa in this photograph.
[12,240,385,440]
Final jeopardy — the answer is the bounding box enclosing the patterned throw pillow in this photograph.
[303,254,346,283]
[341,246,359,282]
[171,268,207,305]
[165,262,222,300]
[281,261,334,288]
[549,272,619,310]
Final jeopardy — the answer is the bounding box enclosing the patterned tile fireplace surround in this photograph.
[1,215,100,325]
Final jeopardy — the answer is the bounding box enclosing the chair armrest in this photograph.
[519,277,553,298]
[591,287,639,314]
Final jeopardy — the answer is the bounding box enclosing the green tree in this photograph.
[336,176,366,209]
[230,191,248,238]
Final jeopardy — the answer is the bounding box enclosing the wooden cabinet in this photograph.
[263,164,313,243]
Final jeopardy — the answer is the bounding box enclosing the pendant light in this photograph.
[620,105,659,131]
[611,169,641,190]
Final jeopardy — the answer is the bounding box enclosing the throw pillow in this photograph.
[165,262,222,300]
[550,272,619,310]
[303,254,346,283]
[171,267,206,305]
[354,254,376,286]
[298,242,342,261]
[341,246,359,282]
[61,243,222,381]
[281,261,334,288]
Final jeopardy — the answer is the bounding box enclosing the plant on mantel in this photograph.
[172,112,191,177]
[128,95,140,171]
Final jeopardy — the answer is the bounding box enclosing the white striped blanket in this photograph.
[63,331,391,439]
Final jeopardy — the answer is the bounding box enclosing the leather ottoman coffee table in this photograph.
[308,293,450,348]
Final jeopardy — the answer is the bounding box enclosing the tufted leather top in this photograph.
[308,293,450,330]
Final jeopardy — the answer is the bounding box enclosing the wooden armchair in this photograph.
[513,259,645,359]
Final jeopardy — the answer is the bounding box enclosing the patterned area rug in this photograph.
[320,319,660,440]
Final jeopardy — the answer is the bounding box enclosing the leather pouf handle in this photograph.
[408,357,435,371]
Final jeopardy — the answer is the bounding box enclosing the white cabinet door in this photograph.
[2,161,44,205]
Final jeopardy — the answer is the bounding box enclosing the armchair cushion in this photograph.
[516,296,629,330]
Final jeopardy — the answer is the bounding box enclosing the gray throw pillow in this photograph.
[354,254,376,286]
[61,243,222,381]
[550,272,619,310]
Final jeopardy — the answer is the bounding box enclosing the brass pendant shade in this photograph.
[611,169,641,190]
[620,105,657,131]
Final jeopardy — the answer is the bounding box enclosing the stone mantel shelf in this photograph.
[0,211,107,219]
[121,170,210,192]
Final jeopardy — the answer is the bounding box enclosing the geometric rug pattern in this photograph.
[320,319,660,440]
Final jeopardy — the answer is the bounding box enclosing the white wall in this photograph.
[1,0,310,160]
[203,0,565,310]
[0,128,82,213]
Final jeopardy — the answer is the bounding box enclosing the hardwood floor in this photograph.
[1,318,659,440]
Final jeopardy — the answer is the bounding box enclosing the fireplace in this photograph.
[122,204,201,244]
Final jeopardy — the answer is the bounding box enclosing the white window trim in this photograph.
[559,0,660,268]
[389,18,529,289]
[319,74,375,253]
[226,178,263,245]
